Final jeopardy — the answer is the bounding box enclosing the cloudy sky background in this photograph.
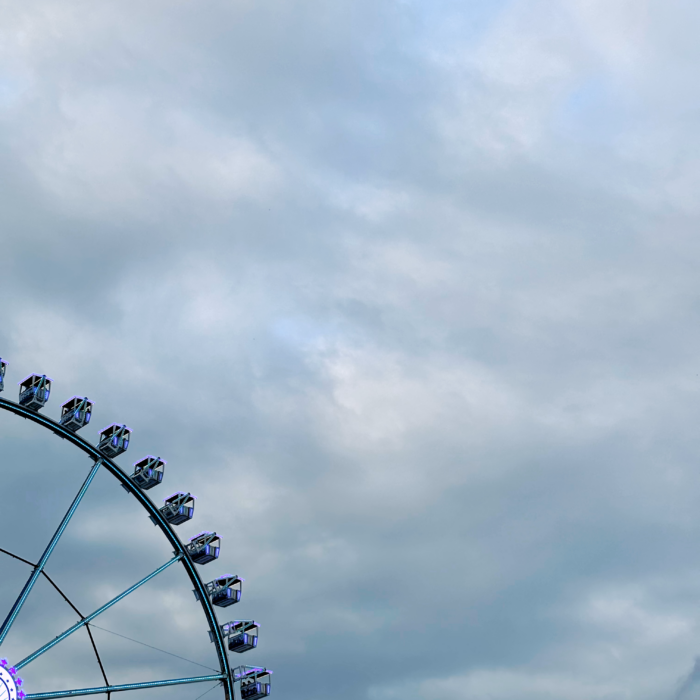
[3,0,700,698]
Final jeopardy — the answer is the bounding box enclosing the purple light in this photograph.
[0,659,7,666]
[234,666,270,679]
[164,491,193,503]
[134,456,166,467]
[16,678,22,686]
[18,374,52,385]
[66,395,92,403]
[99,423,132,434]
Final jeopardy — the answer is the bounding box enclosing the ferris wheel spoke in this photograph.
[0,460,104,648]
[15,554,183,670]
[22,674,226,700]
[0,547,111,687]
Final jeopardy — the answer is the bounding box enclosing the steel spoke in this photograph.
[0,459,103,647]
[16,554,183,670]
[24,675,226,700]
[0,547,110,688]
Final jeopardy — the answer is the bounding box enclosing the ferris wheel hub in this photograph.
[0,662,24,700]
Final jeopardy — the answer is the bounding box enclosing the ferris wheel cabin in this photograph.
[211,575,243,607]
[224,621,259,654]
[131,456,165,490]
[59,396,93,432]
[98,423,131,457]
[186,532,220,564]
[160,492,195,525]
[0,358,7,392]
[194,575,243,607]
[239,669,271,699]
[195,575,243,608]
[18,374,51,410]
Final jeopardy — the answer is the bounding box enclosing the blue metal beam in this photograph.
[16,554,183,670]
[24,675,226,700]
[0,459,103,647]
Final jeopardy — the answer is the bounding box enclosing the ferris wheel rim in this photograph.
[0,396,234,700]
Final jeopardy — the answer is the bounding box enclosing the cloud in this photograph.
[673,657,700,699]
[3,1,700,700]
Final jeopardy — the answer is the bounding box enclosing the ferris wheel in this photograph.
[0,358,272,700]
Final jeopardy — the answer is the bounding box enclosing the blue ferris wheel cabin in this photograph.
[59,397,93,432]
[130,456,165,490]
[18,375,51,411]
[97,423,131,457]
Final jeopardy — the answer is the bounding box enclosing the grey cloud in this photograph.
[674,657,700,699]
[3,1,700,700]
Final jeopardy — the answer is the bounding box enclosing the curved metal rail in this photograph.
[0,397,234,700]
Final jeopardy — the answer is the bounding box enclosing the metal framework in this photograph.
[0,387,272,700]
[0,459,103,647]
[0,548,110,694]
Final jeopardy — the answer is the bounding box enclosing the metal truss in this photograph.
[0,548,111,697]
[16,555,184,670]
[24,675,226,700]
[0,460,103,646]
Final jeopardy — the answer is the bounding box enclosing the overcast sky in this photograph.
[3,1,700,699]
